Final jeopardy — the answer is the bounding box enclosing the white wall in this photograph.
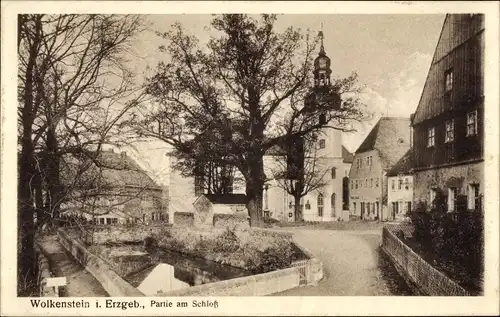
[387,175,413,221]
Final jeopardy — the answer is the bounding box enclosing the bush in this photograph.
[248,240,294,274]
[213,228,240,253]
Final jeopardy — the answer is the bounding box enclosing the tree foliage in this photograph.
[132,14,366,225]
[17,14,145,294]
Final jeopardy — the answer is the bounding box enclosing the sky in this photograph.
[123,14,445,182]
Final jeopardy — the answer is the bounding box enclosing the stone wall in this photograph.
[159,266,301,296]
[381,226,471,296]
[57,229,144,297]
[35,244,58,297]
[173,212,195,227]
[213,213,250,230]
[80,224,166,245]
[413,161,483,210]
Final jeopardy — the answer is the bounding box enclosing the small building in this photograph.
[386,150,413,222]
[61,150,167,225]
[192,194,249,229]
[349,117,411,220]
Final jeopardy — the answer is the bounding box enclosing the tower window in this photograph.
[319,139,326,149]
[331,167,336,179]
[317,193,324,217]
[319,114,326,125]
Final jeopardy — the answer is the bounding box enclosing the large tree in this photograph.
[17,14,144,294]
[134,14,364,226]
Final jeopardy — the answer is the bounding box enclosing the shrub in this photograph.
[247,240,295,274]
[213,228,240,253]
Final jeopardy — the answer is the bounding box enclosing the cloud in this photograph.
[343,51,432,153]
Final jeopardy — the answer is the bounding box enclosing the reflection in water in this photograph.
[132,263,190,295]
[98,244,251,295]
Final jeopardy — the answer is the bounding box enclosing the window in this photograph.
[375,178,379,187]
[370,178,373,188]
[398,179,403,190]
[106,218,112,225]
[365,179,368,187]
[427,127,435,147]
[467,111,477,136]
[448,187,457,212]
[331,194,336,217]
[317,194,324,217]
[319,139,326,148]
[445,69,453,92]
[331,167,336,179]
[356,158,362,169]
[305,200,311,210]
[353,202,356,213]
[430,188,437,208]
[404,178,409,190]
[319,114,326,125]
[366,156,372,167]
[407,201,412,214]
[355,180,358,189]
[289,201,292,209]
[99,218,105,225]
[288,213,293,218]
[351,180,354,189]
[468,184,481,211]
[445,120,454,143]
[391,179,395,190]
[366,202,370,215]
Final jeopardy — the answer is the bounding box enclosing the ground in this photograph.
[38,235,108,297]
[272,222,413,296]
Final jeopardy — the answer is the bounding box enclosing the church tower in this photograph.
[301,30,345,221]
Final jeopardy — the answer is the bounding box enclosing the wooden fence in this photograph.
[381,226,471,296]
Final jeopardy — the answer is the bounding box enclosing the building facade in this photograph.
[62,150,167,225]
[386,150,413,222]
[411,14,484,213]
[349,117,411,220]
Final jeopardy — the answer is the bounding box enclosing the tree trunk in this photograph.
[46,126,62,221]
[294,195,302,222]
[245,155,265,227]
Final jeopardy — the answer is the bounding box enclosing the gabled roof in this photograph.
[204,194,247,205]
[62,150,161,190]
[386,149,413,177]
[355,117,411,169]
[342,146,354,163]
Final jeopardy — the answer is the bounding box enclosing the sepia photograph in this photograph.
[1,1,499,316]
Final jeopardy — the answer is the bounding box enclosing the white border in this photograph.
[2,1,499,316]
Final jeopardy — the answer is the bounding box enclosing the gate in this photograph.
[291,260,309,285]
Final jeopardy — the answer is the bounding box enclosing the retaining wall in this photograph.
[35,244,58,297]
[160,266,301,296]
[173,212,195,227]
[381,226,471,296]
[57,229,144,297]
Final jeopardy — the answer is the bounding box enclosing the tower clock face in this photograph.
[319,58,327,68]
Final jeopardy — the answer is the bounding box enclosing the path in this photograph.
[274,227,412,296]
[37,235,108,297]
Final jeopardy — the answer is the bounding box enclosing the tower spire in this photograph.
[318,24,325,56]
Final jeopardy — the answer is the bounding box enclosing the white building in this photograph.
[386,150,413,222]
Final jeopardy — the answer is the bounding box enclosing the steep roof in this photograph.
[61,150,161,190]
[342,146,354,163]
[355,117,411,169]
[412,14,484,125]
[204,194,247,205]
[386,149,413,177]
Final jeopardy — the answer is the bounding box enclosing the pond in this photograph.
[90,244,252,295]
